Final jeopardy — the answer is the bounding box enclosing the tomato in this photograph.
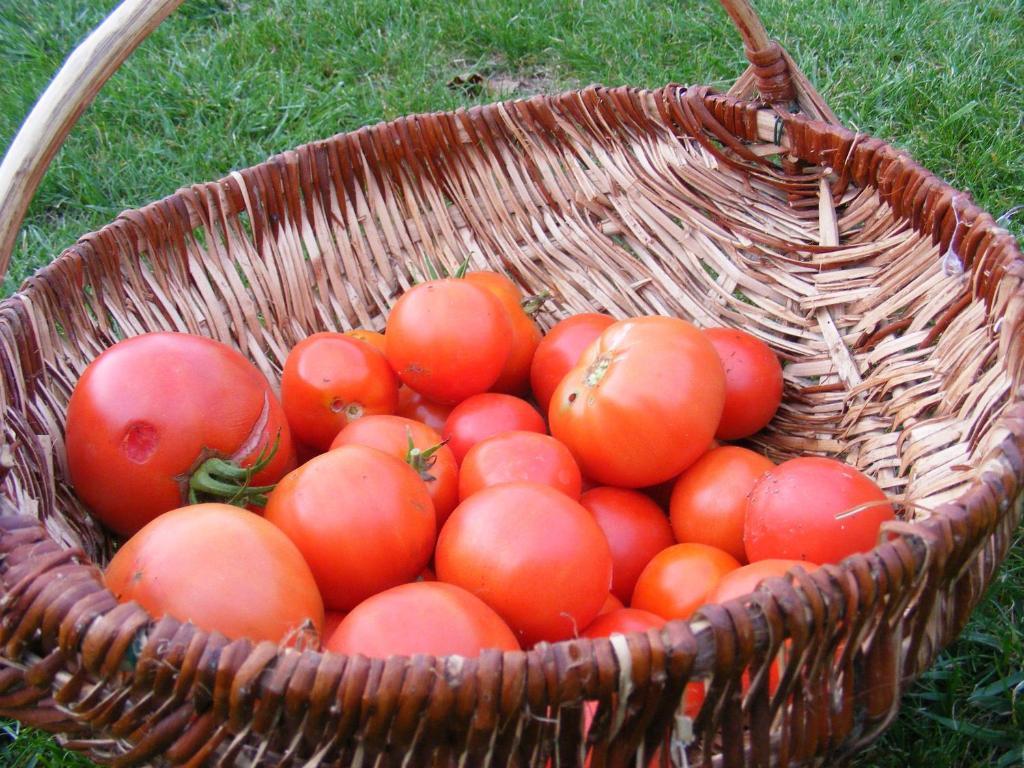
[580,608,665,639]
[669,446,773,564]
[386,279,512,403]
[643,439,721,510]
[330,415,458,527]
[707,559,815,605]
[323,610,347,645]
[435,482,612,646]
[458,431,582,501]
[325,581,519,659]
[530,313,615,413]
[579,487,675,604]
[281,333,399,451]
[464,271,542,395]
[744,457,894,564]
[265,445,436,611]
[596,592,624,617]
[345,329,387,356]
[549,317,725,488]
[66,332,296,537]
[703,327,784,440]
[631,543,740,621]
[442,393,546,465]
[396,386,453,433]
[105,503,323,644]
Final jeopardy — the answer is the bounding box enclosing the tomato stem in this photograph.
[520,290,550,317]
[188,432,281,508]
[404,428,447,483]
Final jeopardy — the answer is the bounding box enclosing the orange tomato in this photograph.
[631,543,740,621]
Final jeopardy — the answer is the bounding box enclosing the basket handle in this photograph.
[0,0,830,279]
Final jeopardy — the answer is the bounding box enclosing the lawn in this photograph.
[0,0,1022,766]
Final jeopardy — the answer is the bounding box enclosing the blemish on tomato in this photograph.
[121,421,159,463]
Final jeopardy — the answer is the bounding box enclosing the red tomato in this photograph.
[281,333,399,451]
[265,445,436,611]
[530,313,615,413]
[643,439,721,510]
[580,608,665,638]
[66,332,296,537]
[396,386,453,433]
[464,271,542,396]
[323,610,347,645]
[436,482,612,646]
[458,431,582,501]
[442,393,546,464]
[707,559,815,605]
[549,317,726,488]
[579,487,675,604]
[105,503,323,644]
[631,543,740,621]
[744,457,894,564]
[669,446,774,564]
[596,592,624,617]
[704,328,784,440]
[330,415,459,527]
[386,279,512,403]
[325,581,519,658]
[345,329,387,356]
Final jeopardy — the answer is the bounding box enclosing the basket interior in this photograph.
[2,84,1018,564]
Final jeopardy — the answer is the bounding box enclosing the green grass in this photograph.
[1,0,1022,765]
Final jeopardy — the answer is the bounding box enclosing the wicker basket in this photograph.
[0,0,1021,765]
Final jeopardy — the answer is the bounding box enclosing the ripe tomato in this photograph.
[580,608,665,639]
[464,271,542,396]
[530,313,615,413]
[386,279,512,403]
[596,592,624,617]
[458,431,582,501]
[105,503,323,644]
[330,415,459,527]
[442,393,546,465]
[396,386,453,432]
[436,482,612,646]
[325,581,519,658]
[579,487,675,604]
[744,457,894,564]
[66,332,295,537]
[265,445,436,611]
[631,543,740,621]
[707,559,815,605]
[703,327,784,440]
[345,329,387,356]
[322,610,347,645]
[281,333,399,451]
[549,317,725,488]
[669,446,773,564]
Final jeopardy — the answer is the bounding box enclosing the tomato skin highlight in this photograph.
[325,581,519,659]
[265,445,436,612]
[670,446,774,564]
[631,543,740,621]
[744,456,895,564]
[579,487,675,604]
[704,327,784,440]
[386,279,513,404]
[66,332,295,537]
[549,316,726,488]
[464,271,541,396]
[530,313,615,414]
[330,415,459,527]
[580,608,665,639]
[442,393,546,465]
[435,482,613,647]
[396,386,453,432]
[281,333,399,451]
[105,503,323,644]
[458,431,582,501]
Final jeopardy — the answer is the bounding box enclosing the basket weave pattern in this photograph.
[0,78,1022,766]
